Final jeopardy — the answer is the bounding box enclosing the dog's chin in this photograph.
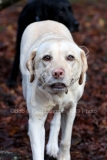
[45,83,67,94]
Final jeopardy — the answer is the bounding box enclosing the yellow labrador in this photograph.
[20,20,88,160]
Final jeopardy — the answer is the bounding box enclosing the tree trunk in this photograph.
[0,0,22,10]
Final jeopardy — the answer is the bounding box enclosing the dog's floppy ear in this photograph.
[26,50,36,83]
[79,51,88,85]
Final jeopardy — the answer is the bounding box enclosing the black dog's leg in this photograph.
[7,3,35,87]
[7,27,23,87]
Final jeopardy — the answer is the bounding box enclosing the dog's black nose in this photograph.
[75,21,79,26]
[74,21,79,31]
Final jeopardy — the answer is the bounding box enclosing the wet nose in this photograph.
[52,68,65,79]
[74,21,79,30]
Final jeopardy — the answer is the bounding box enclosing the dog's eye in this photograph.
[68,6,73,13]
[66,55,75,61]
[68,6,71,11]
[68,6,71,10]
[42,55,52,61]
[59,8,65,14]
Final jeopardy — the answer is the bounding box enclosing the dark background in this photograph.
[0,0,107,159]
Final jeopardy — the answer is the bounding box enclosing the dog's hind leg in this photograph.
[7,26,23,87]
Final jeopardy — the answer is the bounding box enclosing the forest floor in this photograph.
[0,0,107,160]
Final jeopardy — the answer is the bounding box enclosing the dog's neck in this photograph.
[29,78,77,114]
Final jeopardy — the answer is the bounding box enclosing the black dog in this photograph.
[7,0,79,87]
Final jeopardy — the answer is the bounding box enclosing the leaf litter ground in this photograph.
[0,0,107,160]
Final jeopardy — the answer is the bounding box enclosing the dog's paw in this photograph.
[6,80,17,88]
[57,151,70,160]
[46,143,59,158]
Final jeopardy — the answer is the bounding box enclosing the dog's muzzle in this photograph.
[50,82,66,90]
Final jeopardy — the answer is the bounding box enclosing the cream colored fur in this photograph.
[20,20,88,160]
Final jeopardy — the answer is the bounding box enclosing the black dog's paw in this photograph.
[6,79,17,88]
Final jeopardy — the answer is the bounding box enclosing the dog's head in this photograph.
[20,0,79,32]
[26,39,88,94]
[42,0,79,32]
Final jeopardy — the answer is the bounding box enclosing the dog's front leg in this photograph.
[58,104,77,160]
[46,112,61,158]
[28,112,47,160]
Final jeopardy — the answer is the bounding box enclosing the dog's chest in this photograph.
[51,92,74,112]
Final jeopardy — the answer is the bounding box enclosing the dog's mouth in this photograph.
[50,83,66,90]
